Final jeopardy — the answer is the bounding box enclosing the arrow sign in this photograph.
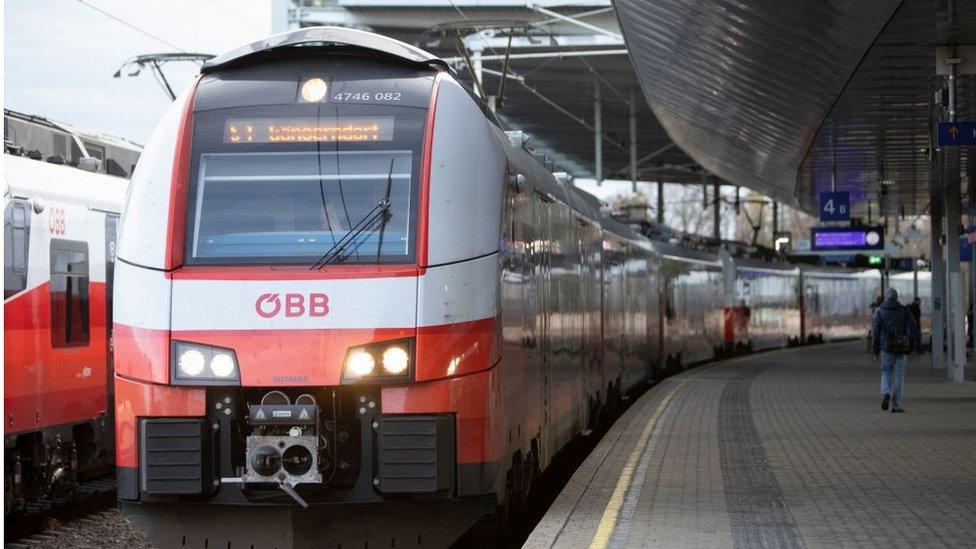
[938,122,976,146]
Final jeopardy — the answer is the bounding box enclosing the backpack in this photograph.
[883,309,913,355]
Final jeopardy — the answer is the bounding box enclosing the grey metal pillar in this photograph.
[968,152,975,362]
[702,171,709,209]
[629,90,637,193]
[944,42,965,382]
[471,49,484,97]
[657,181,664,224]
[913,259,919,300]
[945,151,965,382]
[713,178,721,240]
[931,170,946,370]
[593,80,603,184]
[772,201,779,237]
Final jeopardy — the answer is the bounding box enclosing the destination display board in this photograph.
[223,117,395,144]
[811,226,884,251]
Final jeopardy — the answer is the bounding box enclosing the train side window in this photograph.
[50,239,90,348]
[4,201,31,299]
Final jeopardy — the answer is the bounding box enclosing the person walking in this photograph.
[871,288,921,413]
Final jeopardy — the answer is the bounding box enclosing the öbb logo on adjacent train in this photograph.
[254,292,330,318]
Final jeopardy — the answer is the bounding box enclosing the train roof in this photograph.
[801,265,882,278]
[652,240,722,264]
[202,26,450,73]
[733,256,799,271]
[4,154,127,213]
[4,109,142,154]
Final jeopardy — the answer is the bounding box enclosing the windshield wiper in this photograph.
[310,160,395,270]
[375,159,394,263]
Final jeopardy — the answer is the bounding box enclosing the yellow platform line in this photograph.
[589,379,689,549]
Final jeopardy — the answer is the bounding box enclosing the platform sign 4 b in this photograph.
[938,122,976,146]
[819,191,850,221]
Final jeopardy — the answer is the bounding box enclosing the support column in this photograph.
[772,201,779,237]
[629,90,637,193]
[913,258,919,300]
[593,80,602,184]
[702,171,709,209]
[713,178,721,240]
[944,40,965,383]
[931,169,946,370]
[471,49,483,97]
[657,181,664,224]
[944,150,965,382]
[968,152,975,362]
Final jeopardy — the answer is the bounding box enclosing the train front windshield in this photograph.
[185,64,431,265]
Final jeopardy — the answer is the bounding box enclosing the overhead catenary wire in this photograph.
[200,0,264,31]
[76,0,187,53]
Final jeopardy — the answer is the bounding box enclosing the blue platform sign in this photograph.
[819,192,850,221]
[938,122,976,146]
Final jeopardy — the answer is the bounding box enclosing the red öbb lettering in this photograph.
[309,293,329,317]
[256,293,330,318]
[285,293,306,317]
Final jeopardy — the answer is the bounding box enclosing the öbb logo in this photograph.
[255,293,329,318]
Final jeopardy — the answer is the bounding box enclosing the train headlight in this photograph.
[346,350,375,378]
[171,341,240,385]
[300,77,328,102]
[342,338,413,383]
[178,349,206,377]
[382,346,409,375]
[210,352,237,378]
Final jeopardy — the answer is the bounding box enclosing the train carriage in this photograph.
[729,258,801,351]
[800,266,882,341]
[4,154,126,512]
[655,243,725,368]
[112,27,637,546]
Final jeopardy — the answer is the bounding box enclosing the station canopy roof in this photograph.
[291,0,702,185]
[613,0,976,215]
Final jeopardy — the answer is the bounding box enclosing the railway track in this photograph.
[4,476,118,544]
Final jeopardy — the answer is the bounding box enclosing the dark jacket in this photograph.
[871,296,922,355]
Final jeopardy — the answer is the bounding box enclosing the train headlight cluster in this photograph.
[342,339,414,383]
[172,341,240,385]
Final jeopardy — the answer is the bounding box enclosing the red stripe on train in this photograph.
[4,282,110,434]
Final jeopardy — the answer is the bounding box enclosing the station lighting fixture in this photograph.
[300,77,329,102]
[342,339,414,383]
[172,341,240,385]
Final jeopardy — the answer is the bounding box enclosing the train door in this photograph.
[533,190,553,465]
[4,199,31,299]
[4,198,38,434]
[578,221,599,429]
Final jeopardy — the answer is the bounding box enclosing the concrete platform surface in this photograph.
[524,342,976,548]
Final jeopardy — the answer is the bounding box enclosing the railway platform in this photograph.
[525,341,976,548]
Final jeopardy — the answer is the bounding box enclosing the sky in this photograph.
[4,0,276,144]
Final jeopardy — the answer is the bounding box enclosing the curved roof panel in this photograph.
[612,0,901,206]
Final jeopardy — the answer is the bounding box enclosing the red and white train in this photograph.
[4,149,128,512]
[111,27,905,547]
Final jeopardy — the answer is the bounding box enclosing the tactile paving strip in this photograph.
[718,363,803,549]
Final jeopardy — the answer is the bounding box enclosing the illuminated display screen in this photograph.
[811,227,884,251]
[223,117,394,144]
